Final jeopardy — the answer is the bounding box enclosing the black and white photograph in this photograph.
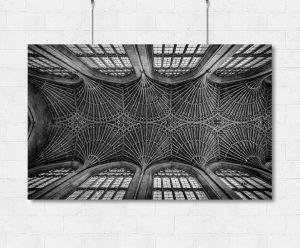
[28,44,272,200]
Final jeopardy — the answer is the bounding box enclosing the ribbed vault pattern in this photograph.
[172,75,218,121]
[124,75,170,122]
[30,74,272,170]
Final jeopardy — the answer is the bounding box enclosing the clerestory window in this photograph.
[28,167,74,196]
[152,167,208,200]
[65,167,134,200]
[215,168,272,200]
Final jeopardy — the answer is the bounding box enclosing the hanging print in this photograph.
[28,44,272,200]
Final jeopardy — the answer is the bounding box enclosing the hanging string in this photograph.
[91,0,95,44]
[206,0,210,44]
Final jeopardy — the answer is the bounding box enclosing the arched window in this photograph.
[215,168,271,200]
[152,167,208,200]
[28,167,74,196]
[65,167,134,200]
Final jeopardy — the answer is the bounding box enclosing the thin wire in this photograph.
[206,0,210,44]
[91,0,95,44]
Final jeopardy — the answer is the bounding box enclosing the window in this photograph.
[152,44,209,77]
[28,49,73,78]
[65,167,134,200]
[215,168,272,200]
[28,168,74,196]
[215,44,271,77]
[65,44,133,78]
[152,167,208,200]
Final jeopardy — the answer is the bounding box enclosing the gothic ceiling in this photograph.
[28,44,272,171]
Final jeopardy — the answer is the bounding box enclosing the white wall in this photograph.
[0,0,299,247]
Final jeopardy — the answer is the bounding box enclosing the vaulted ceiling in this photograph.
[28,44,272,171]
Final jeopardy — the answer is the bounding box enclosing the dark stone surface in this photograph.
[28,79,52,167]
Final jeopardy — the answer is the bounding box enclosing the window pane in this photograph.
[188,177,201,188]
[67,190,83,200]
[174,191,185,200]
[90,190,105,200]
[113,45,126,54]
[64,44,133,78]
[78,190,94,200]
[111,177,123,188]
[102,177,115,188]
[175,45,185,54]
[153,190,162,200]
[243,191,258,200]
[153,45,162,54]
[254,191,270,199]
[152,167,207,200]
[102,190,115,200]
[64,167,134,200]
[180,178,190,188]
[251,177,271,189]
[102,45,114,54]
[186,45,196,54]
[81,177,98,188]
[154,177,162,188]
[29,168,74,196]
[164,190,174,200]
[113,190,126,200]
[163,177,171,188]
[171,177,181,188]
[215,168,271,200]
[243,177,264,189]
[234,177,254,189]
[91,177,106,188]
[121,177,132,188]
[90,44,104,54]
[226,177,243,189]
[235,191,247,200]
[164,45,174,54]
[220,177,234,188]
[195,191,208,200]
[263,191,272,198]
[153,44,209,77]
[215,44,271,76]
[185,191,196,200]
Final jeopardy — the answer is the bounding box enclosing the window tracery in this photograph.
[66,44,134,77]
[28,168,74,196]
[215,44,271,77]
[28,49,73,78]
[153,44,209,77]
[65,167,134,200]
[215,168,271,200]
[152,167,208,200]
